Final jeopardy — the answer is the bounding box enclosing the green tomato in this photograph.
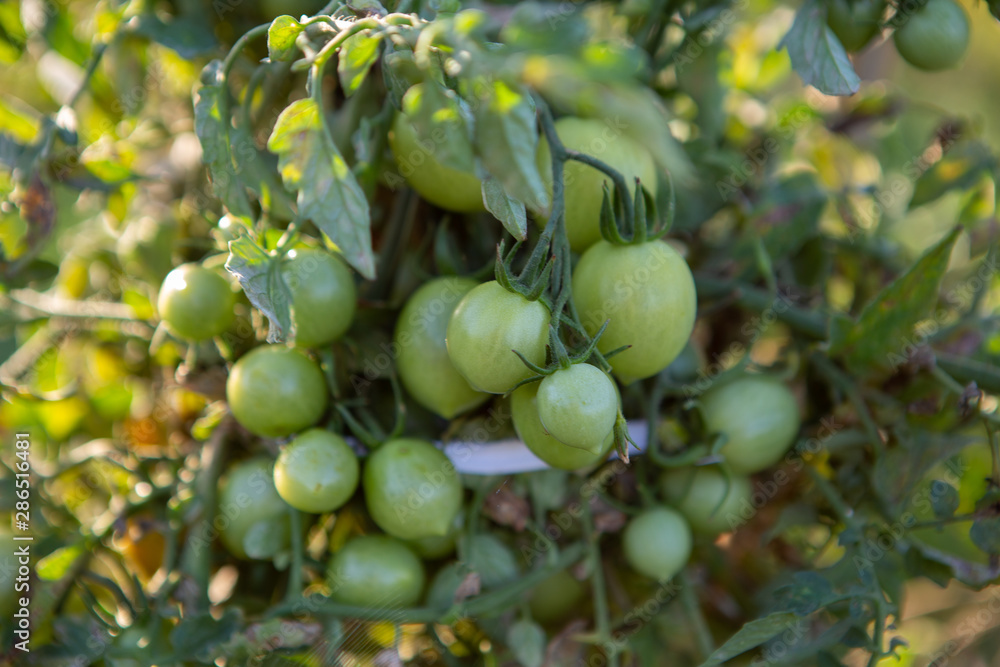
[622,507,692,581]
[327,535,425,607]
[537,364,618,453]
[226,345,329,438]
[536,116,658,252]
[363,438,464,540]
[218,458,291,560]
[116,217,177,283]
[460,533,520,588]
[273,429,359,513]
[892,0,969,71]
[389,91,485,213]
[446,281,550,394]
[572,240,697,384]
[512,382,613,470]
[527,570,587,624]
[396,277,490,418]
[157,264,235,341]
[405,509,465,559]
[660,466,752,535]
[282,248,357,348]
[826,0,886,52]
[700,376,800,474]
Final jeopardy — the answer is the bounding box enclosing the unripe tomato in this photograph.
[388,89,485,213]
[659,466,752,535]
[511,382,613,470]
[116,216,177,283]
[699,376,800,474]
[622,507,692,581]
[274,429,359,513]
[892,0,969,71]
[282,248,357,348]
[363,438,464,540]
[572,240,697,384]
[537,364,618,453]
[446,281,550,394]
[536,117,658,252]
[218,458,291,560]
[157,264,235,341]
[826,0,886,52]
[396,277,489,418]
[327,535,425,607]
[528,570,587,624]
[225,345,329,437]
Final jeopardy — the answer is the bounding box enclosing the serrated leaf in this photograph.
[507,620,546,667]
[472,80,549,212]
[878,431,976,512]
[909,141,996,210]
[35,542,85,581]
[338,31,382,96]
[194,61,253,220]
[403,82,476,173]
[267,98,374,279]
[828,226,961,373]
[170,610,240,661]
[224,235,293,342]
[930,480,960,519]
[698,612,801,666]
[268,16,303,62]
[780,0,860,96]
[482,177,527,240]
[969,516,1000,555]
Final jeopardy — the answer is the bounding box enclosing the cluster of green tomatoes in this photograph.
[152,109,804,605]
[827,0,970,71]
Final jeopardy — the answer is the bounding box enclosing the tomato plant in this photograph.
[363,438,464,540]
[156,264,235,341]
[273,428,360,513]
[446,280,550,394]
[892,0,970,70]
[328,535,425,608]
[396,277,489,418]
[225,345,329,437]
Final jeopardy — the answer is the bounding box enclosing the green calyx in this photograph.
[599,173,675,246]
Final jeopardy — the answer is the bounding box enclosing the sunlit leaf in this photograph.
[267,16,303,62]
[224,235,293,342]
[338,31,383,96]
[780,0,860,96]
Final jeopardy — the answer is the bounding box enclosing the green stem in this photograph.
[810,353,884,460]
[583,503,618,667]
[806,465,860,529]
[680,569,714,660]
[694,276,828,340]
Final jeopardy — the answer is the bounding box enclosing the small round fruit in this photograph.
[622,507,692,581]
[536,116,658,252]
[274,429,359,513]
[511,382,613,470]
[826,0,886,52]
[572,240,697,384]
[327,535,425,607]
[396,277,489,418]
[363,438,464,540]
[660,466,752,535]
[528,570,587,624]
[446,281,550,394]
[226,345,328,438]
[218,458,291,560]
[389,86,485,213]
[282,248,357,348]
[700,376,800,474]
[537,364,618,453]
[892,0,969,71]
[157,264,234,340]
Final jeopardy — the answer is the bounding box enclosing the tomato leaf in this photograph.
[909,141,996,210]
[194,60,253,221]
[130,12,217,59]
[698,612,801,666]
[506,619,546,667]
[338,31,383,96]
[267,98,375,279]
[930,480,960,519]
[170,609,240,661]
[267,16,303,62]
[482,177,527,240]
[780,0,860,96]
[36,542,86,581]
[828,226,961,373]
[403,82,476,173]
[472,80,549,212]
[225,235,293,343]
